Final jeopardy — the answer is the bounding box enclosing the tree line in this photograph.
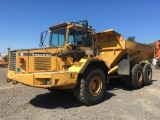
[127,36,155,46]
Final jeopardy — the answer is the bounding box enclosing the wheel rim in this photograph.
[137,70,143,83]
[89,76,102,96]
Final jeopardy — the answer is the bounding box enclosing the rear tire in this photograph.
[73,67,107,105]
[143,64,152,85]
[126,64,143,89]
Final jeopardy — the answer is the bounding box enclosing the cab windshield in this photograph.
[49,27,66,46]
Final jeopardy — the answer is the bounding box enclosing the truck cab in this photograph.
[7,21,98,87]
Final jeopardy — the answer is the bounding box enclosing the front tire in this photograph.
[73,67,107,105]
[6,78,11,82]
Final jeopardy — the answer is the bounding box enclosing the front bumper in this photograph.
[7,70,78,89]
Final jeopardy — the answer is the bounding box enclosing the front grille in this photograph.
[9,51,16,71]
[34,57,51,70]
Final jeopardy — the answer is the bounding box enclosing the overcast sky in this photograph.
[0,0,160,54]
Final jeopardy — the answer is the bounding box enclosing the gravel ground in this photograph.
[0,66,160,120]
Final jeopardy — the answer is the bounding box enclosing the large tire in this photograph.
[73,67,107,105]
[143,64,152,85]
[126,64,143,89]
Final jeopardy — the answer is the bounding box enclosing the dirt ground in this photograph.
[0,66,160,120]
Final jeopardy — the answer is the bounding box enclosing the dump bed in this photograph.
[125,40,154,64]
[96,30,154,68]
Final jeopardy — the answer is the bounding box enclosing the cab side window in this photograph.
[84,34,92,47]
[68,28,92,47]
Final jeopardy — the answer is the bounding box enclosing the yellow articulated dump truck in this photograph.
[7,20,154,105]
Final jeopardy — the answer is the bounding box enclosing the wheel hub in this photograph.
[89,76,102,96]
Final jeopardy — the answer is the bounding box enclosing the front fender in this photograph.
[68,58,108,74]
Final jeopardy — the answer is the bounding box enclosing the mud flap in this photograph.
[118,53,130,75]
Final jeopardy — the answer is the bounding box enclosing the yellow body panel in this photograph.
[8,70,78,88]
[125,41,154,64]
[68,58,88,72]
[8,70,34,86]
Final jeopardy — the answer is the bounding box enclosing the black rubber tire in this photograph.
[73,67,106,105]
[12,80,18,84]
[143,64,152,85]
[6,78,11,82]
[126,64,143,89]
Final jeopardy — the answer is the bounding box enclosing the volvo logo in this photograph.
[18,53,55,56]
[32,53,52,56]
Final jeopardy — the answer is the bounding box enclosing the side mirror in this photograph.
[39,32,44,47]
[82,20,88,34]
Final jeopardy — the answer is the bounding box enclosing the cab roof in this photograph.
[49,22,94,31]
[49,22,71,30]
